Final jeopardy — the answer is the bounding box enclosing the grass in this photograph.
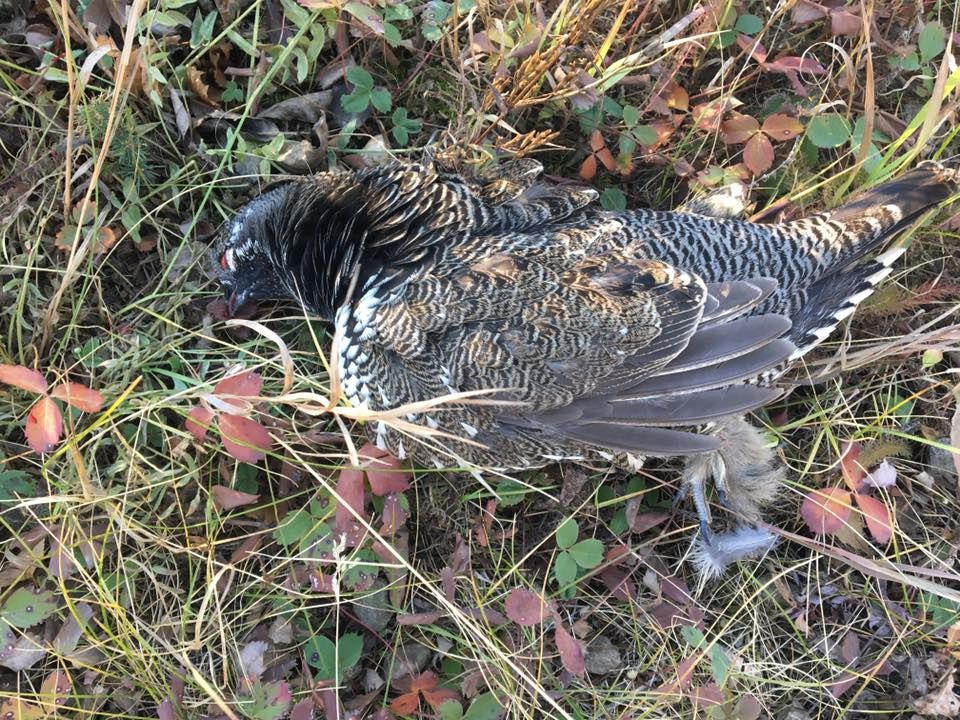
[1,0,960,718]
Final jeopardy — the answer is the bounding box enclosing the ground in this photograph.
[1,0,960,719]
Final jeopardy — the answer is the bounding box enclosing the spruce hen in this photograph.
[212,159,958,576]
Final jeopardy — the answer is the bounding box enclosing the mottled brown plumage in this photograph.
[211,158,958,576]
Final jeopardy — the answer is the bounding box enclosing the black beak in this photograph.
[225,287,248,316]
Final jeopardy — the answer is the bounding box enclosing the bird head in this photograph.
[210,187,294,315]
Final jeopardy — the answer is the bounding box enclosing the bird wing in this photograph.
[366,225,795,457]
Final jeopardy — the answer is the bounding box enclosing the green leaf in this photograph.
[337,632,363,671]
[734,13,763,35]
[621,105,640,128]
[717,29,736,48]
[369,87,392,113]
[245,680,292,720]
[554,551,578,587]
[190,9,217,48]
[602,96,622,119]
[631,125,659,146]
[0,587,58,628]
[386,3,413,20]
[222,80,244,103]
[345,65,374,91]
[568,538,604,568]
[600,187,627,211]
[805,113,850,149]
[0,470,36,503]
[709,645,732,687]
[383,21,402,47]
[440,700,464,720]
[555,518,579,549]
[922,348,943,367]
[919,22,946,64]
[340,91,370,114]
[273,508,313,547]
[681,625,705,648]
[392,124,409,146]
[462,692,503,720]
[888,52,920,72]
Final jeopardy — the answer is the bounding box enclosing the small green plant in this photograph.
[553,518,604,596]
[341,67,392,114]
[391,107,422,146]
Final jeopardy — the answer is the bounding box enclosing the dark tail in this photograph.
[788,161,959,357]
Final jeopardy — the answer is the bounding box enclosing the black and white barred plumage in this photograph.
[212,158,957,575]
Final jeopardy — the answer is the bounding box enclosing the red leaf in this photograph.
[361,450,412,495]
[409,671,439,692]
[555,623,585,676]
[211,485,260,511]
[335,468,367,540]
[630,511,669,534]
[219,413,271,463]
[26,396,63,454]
[213,370,262,398]
[600,567,637,602]
[830,10,861,36]
[764,55,827,75]
[841,629,861,664]
[827,671,858,698]
[692,102,725,133]
[0,364,48,394]
[389,692,420,715]
[290,699,315,720]
[840,442,865,491]
[761,113,805,141]
[720,114,760,144]
[691,683,724,708]
[504,588,548,626]
[379,493,408,536]
[734,694,763,720]
[579,153,597,181]
[39,669,72,713]
[792,0,826,24]
[422,688,460,709]
[186,406,214,441]
[743,132,774,175]
[737,35,768,63]
[50,382,104,412]
[855,494,893,544]
[800,486,853,535]
[655,654,697,695]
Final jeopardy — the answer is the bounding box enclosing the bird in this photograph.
[211,156,958,578]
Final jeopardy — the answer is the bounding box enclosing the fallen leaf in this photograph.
[555,623,585,676]
[721,114,760,144]
[211,485,260,511]
[830,9,861,36]
[50,382,104,412]
[691,683,724,707]
[335,468,368,542]
[743,132,774,174]
[0,365,48,394]
[792,0,826,24]
[504,588,548,626]
[764,55,827,75]
[185,406,214,441]
[737,35,768,63]
[361,449,412,495]
[800,486,853,535]
[25,396,62,454]
[630,512,669,534]
[214,370,263,399]
[840,441,865,491]
[828,671,858,698]
[913,672,960,716]
[379,493,408,536]
[761,113,804,141]
[219,413,271,463]
[855,494,893,544]
[186,65,219,106]
[389,692,420,715]
[38,669,72,714]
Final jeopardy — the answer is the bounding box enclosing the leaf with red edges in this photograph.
[26,396,62,454]
[737,35,768,62]
[186,406,214,441]
[51,382,104,412]
[855,494,893,544]
[335,468,367,545]
[0,365,48,394]
[800,486,852,535]
[840,442,865,491]
[555,623,585,676]
[219,413,271,463]
[743,132,774,174]
[505,588,548,626]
